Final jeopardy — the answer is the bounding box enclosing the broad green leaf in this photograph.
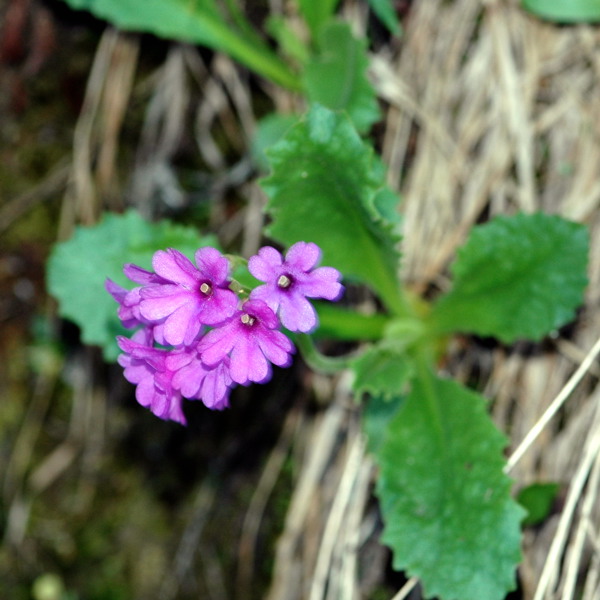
[60,0,299,89]
[429,213,588,342]
[304,22,380,134]
[47,211,216,361]
[363,394,404,454]
[261,104,404,315]
[351,343,413,400]
[298,0,341,36]
[517,482,560,526]
[368,0,401,34]
[522,0,600,22]
[376,373,524,600]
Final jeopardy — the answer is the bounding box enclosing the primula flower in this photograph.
[117,331,186,424]
[248,241,343,333]
[199,299,294,385]
[110,240,344,421]
[166,350,233,410]
[106,264,170,330]
[138,247,237,346]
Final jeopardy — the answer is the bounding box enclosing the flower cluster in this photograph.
[107,242,343,424]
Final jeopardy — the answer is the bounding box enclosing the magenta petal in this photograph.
[244,299,279,329]
[230,337,270,384]
[105,279,127,303]
[248,246,282,281]
[195,247,230,284]
[199,323,237,366]
[279,294,317,332]
[248,285,278,313]
[301,266,344,299]
[200,363,232,409]
[139,290,190,320]
[167,401,186,425]
[152,249,198,287]
[257,330,294,367]
[121,361,148,385]
[200,288,238,325]
[173,361,203,398]
[123,264,159,285]
[285,241,321,271]
[135,378,155,408]
[163,302,200,346]
[165,350,194,372]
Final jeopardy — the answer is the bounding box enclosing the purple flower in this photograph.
[138,247,238,346]
[198,299,294,385]
[166,349,233,410]
[117,331,186,424]
[106,264,170,330]
[248,242,343,333]
[106,279,143,330]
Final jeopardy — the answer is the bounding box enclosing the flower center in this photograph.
[277,274,293,289]
[240,313,256,327]
[199,282,212,296]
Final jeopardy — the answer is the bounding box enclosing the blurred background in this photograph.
[2,1,600,599]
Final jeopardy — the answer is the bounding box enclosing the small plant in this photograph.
[48,2,589,599]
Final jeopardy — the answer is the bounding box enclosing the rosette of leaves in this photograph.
[260,104,589,600]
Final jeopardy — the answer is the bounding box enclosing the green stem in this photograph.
[295,334,352,373]
[315,304,390,341]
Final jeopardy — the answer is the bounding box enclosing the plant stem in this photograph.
[315,304,389,341]
[295,334,352,373]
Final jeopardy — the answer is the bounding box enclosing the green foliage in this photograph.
[47,211,216,361]
[60,0,299,89]
[368,0,402,34]
[522,0,600,22]
[352,342,413,400]
[261,104,404,314]
[266,16,310,65]
[518,482,560,526]
[304,21,380,134]
[375,372,525,600]
[363,394,404,454]
[298,0,341,36]
[429,213,588,342]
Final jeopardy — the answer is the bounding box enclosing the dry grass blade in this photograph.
[533,398,600,600]
[309,427,365,600]
[505,336,600,473]
[391,577,419,600]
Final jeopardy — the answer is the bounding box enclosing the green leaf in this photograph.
[47,211,216,361]
[298,0,341,36]
[522,0,600,22]
[363,393,404,454]
[60,0,299,89]
[517,482,560,526]
[429,213,588,343]
[351,343,413,400]
[261,104,405,315]
[376,373,524,600]
[266,16,310,65]
[304,21,380,134]
[368,0,401,34]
